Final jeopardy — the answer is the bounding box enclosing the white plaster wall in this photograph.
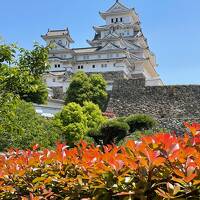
[106,15,132,25]
[76,53,124,61]
[101,31,109,39]
[58,53,73,59]
[116,28,134,37]
[101,27,134,38]
[74,61,127,73]
[146,78,163,86]
[46,38,69,48]
[49,61,65,71]
[45,76,70,93]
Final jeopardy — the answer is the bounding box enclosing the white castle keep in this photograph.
[42,0,163,97]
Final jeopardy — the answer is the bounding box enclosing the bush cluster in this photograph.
[55,101,106,146]
[0,123,199,199]
[100,120,130,145]
[0,94,60,151]
[92,114,157,145]
[125,114,157,132]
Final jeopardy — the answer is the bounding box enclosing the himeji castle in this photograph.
[42,0,163,97]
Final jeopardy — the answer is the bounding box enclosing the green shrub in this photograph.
[57,102,106,146]
[82,101,106,131]
[100,120,130,145]
[59,102,87,126]
[126,130,154,142]
[64,123,87,146]
[0,94,60,151]
[115,116,127,122]
[126,114,157,133]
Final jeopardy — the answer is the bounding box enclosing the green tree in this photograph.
[60,102,87,126]
[63,123,87,146]
[18,43,50,77]
[83,101,106,131]
[0,94,61,151]
[56,102,106,146]
[65,72,108,110]
[0,42,50,104]
[57,102,87,146]
[0,42,16,66]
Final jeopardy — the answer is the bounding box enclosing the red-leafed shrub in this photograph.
[0,123,200,200]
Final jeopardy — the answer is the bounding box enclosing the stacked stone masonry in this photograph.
[107,78,200,132]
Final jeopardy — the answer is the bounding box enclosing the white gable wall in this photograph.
[106,15,133,25]
[74,61,126,73]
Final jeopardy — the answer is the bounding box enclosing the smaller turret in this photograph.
[41,28,74,49]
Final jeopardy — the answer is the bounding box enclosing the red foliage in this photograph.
[0,123,200,199]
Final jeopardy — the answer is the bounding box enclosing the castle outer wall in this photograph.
[107,78,200,132]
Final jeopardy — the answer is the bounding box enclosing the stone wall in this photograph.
[107,78,200,132]
[87,71,128,82]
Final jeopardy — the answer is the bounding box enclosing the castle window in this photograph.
[92,65,95,68]
[58,64,60,68]
[55,64,57,68]
[78,66,80,69]
[107,54,113,59]
[81,65,84,69]
[116,18,118,23]
[111,18,114,23]
[120,17,123,22]
[83,55,89,60]
[101,64,107,68]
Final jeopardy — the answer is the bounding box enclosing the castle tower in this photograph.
[41,28,74,49]
[87,0,163,85]
[42,1,163,99]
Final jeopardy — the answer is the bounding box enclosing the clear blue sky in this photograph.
[1,0,200,85]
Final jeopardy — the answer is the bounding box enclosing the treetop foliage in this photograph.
[18,43,50,77]
[0,41,51,104]
[65,71,108,110]
[56,101,106,146]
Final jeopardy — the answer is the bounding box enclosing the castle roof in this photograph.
[72,47,98,54]
[93,23,134,32]
[99,1,137,20]
[41,28,74,43]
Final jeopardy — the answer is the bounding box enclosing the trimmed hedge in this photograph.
[100,120,130,145]
[126,114,157,133]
